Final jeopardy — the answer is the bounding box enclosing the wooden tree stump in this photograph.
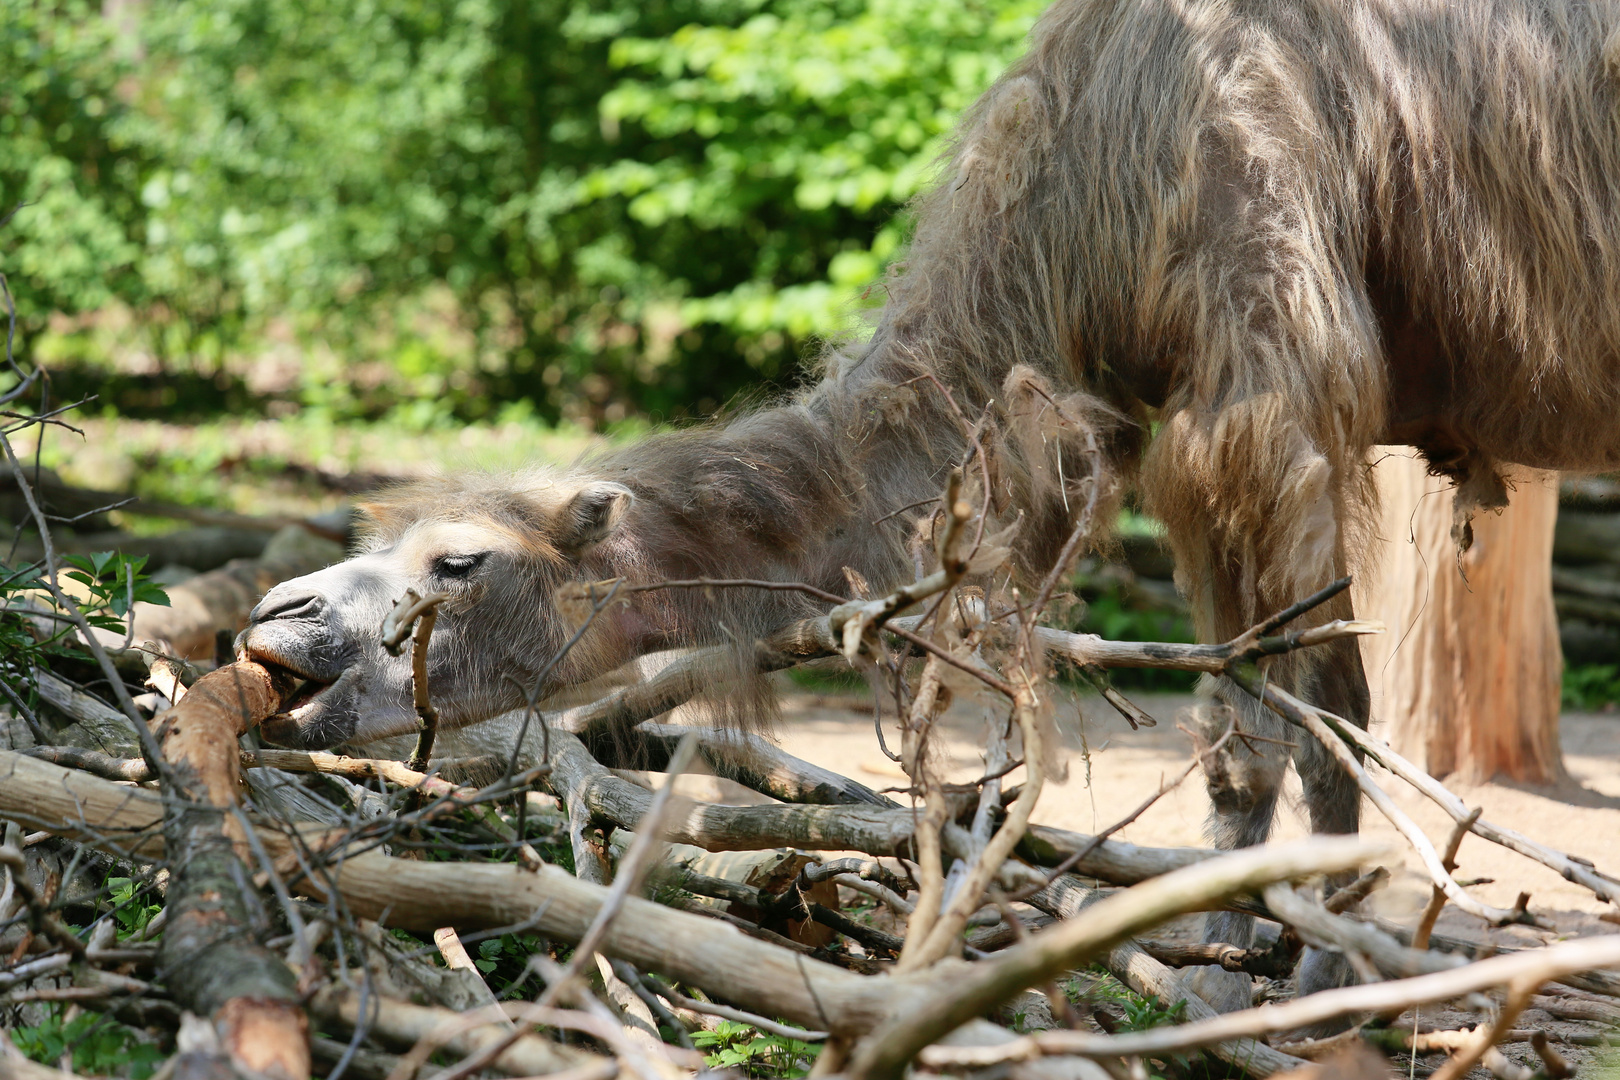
[1354,451,1564,783]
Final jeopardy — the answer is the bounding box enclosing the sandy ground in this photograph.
[772,687,1620,933]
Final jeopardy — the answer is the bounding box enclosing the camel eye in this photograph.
[433,553,487,580]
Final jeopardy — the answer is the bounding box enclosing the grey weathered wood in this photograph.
[33,669,139,756]
[637,721,898,807]
[547,727,920,856]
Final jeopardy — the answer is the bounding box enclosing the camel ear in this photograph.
[557,481,633,555]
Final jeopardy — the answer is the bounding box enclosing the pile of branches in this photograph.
[4,316,1620,1080]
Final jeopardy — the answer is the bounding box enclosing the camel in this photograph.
[241,0,1620,1009]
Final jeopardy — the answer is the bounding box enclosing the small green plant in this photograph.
[0,551,169,719]
[1564,663,1620,710]
[1079,972,1188,1031]
[691,1020,821,1077]
[11,1007,165,1079]
[106,876,164,941]
[1070,971,1204,1080]
[470,930,548,997]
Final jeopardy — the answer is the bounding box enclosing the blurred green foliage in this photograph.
[1563,663,1620,711]
[1,0,1042,427]
[11,1006,165,1079]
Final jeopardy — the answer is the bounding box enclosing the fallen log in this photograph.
[1555,511,1620,567]
[549,726,922,856]
[0,470,350,543]
[1554,591,1620,629]
[0,743,1233,887]
[1551,566,1620,603]
[58,526,271,571]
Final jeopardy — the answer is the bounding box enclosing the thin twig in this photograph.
[1414,808,1483,950]
[1014,717,1239,899]
[646,979,829,1042]
[1429,977,1538,1080]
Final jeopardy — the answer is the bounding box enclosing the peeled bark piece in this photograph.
[1356,454,1564,783]
[155,661,308,1080]
[105,525,346,661]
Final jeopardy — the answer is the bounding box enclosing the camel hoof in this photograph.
[1282,947,1361,1039]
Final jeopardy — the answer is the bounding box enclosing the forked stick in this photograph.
[381,588,450,771]
[1414,807,1483,951]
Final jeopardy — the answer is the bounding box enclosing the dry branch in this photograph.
[1310,700,1620,908]
[151,660,309,1080]
[547,725,923,855]
[1227,664,1530,925]
[844,837,1385,1080]
[309,985,606,1077]
[551,619,837,738]
[914,934,1620,1069]
[31,670,139,756]
[1038,591,1620,912]
[1260,882,1464,980]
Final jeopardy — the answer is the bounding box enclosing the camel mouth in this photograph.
[280,676,337,716]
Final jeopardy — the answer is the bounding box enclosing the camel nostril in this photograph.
[251,589,327,623]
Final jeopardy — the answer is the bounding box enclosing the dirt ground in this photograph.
[759,686,1620,1073]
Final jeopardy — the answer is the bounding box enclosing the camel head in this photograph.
[239,471,636,749]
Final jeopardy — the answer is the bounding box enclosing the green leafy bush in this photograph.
[7,0,1045,427]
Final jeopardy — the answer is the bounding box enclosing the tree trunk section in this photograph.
[1354,451,1563,783]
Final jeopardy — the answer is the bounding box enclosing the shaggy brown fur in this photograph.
[245,0,1620,1011]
